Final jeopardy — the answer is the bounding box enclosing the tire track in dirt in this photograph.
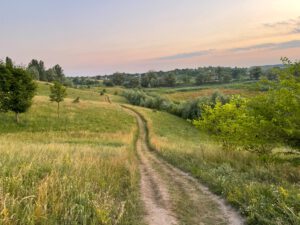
[123,106,244,225]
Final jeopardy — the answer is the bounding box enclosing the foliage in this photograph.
[123,89,229,120]
[0,63,36,122]
[133,106,300,225]
[194,60,300,152]
[49,82,67,118]
[250,66,262,80]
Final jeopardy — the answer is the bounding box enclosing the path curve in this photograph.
[123,106,244,225]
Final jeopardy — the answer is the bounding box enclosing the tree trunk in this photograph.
[15,112,19,123]
[57,102,60,118]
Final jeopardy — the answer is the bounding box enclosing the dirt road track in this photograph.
[123,106,244,225]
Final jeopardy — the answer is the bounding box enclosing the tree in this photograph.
[196,73,208,85]
[27,66,40,80]
[0,64,12,112]
[0,63,36,123]
[222,74,232,83]
[28,59,46,81]
[53,64,65,82]
[163,73,176,87]
[111,72,125,85]
[49,82,67,118]
[46,68,57,82]
[232,67,240,80]
[5,57,13,70]
[250,66,262,80]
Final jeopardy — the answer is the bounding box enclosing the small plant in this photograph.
[50,81,67,118]
[73,97,80,103]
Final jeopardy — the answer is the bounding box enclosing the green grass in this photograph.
[130,105,300,225]
[145,81,259,94]
[0,96,143,224]
[37,81,107,101]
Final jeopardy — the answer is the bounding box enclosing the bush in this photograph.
[123,90,229,121]
[194,59,300,153]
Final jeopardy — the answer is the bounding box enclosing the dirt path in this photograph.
[123,106,244,225]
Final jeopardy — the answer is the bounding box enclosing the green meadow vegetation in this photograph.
[0,62,142,224]
[0,56,299,225]
[129,105,300,225]
[122,60,300,225]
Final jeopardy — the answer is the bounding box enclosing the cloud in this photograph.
[230,40,300,53]
[157,49,214,60]
[292,27,300,34]
[263,17,299,28]
[263,21,291,28]
[274,40,300,49]
[155,40,300,62]
[230,43,275,52]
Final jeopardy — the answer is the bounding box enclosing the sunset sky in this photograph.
[1,0,300,76]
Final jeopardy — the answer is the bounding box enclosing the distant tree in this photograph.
[27,66,40,80]
[111,72,125,85]
[181,74,191,84]
[222,74,232,83]
[164,73,176,87]
[216,66,222,82]
[196,73,207,85]
[49,81,67,118]
[124,76,140,88]
[46,68,57,82]
[28,59,46,81]
[232,67,240,80]
[53,64,65,82]
[5,57,13,70]
[250,67,262,80]
[103,79,114,87]
[266,69,278,80]
[0,63,36,123]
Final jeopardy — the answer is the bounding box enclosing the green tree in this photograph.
[0,64,12,112]
[5,57,13,70]
[53,64,65,82]
[49,82,67,118]
[111,72,125,85]
[46,68,57,82]
[164,73,176,87]
[28,59,46,81]
[0,63,36,123]
[250,66,262,80]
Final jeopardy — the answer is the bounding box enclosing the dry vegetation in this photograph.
[0,93,142,224]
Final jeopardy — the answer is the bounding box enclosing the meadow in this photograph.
[129,105,300,225]
[0,85,142,224]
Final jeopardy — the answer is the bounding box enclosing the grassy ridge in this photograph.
[130,105,300,225]
[0,96,142,224]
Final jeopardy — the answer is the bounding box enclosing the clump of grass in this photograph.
[131,105,300,225]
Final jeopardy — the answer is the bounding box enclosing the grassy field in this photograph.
[130,105,300,225]
[163,88,257,101]
[0,87,142,224]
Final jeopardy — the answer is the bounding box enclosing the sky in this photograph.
[1,0,300,76]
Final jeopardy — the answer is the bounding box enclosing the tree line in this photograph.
[90,65,281,88]
[123,59,299,154]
